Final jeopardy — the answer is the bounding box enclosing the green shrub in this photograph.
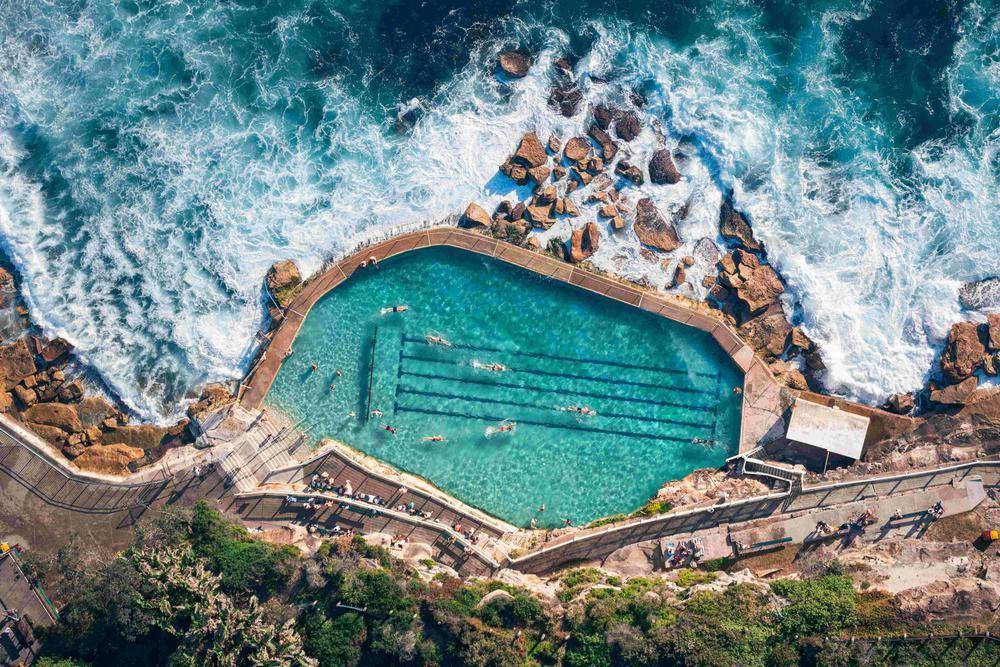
[771,574,858,638]
[300,610,365,666]
[676,568,718,588]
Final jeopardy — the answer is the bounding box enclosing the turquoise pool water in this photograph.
[266,247,743,527]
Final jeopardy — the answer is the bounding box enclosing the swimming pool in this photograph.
[266,246,743,527]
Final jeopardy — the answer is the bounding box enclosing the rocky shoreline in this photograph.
[0,46,991,478]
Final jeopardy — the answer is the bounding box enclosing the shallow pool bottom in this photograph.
[266,247,743,527]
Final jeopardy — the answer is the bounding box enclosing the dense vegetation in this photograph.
[27,502,1000,666]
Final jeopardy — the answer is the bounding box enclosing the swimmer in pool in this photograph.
[485,420,516,437]
[472,360,508,372]
[422,435,446,443]
[384,424,397,435]
[381,305,410,316]
[426,334,452,347]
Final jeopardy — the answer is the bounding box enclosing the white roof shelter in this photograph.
[786,398,871,461]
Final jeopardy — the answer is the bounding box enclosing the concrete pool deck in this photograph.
[238,225,914,455]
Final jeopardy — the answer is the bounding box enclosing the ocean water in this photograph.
[265,247,743,526]
[0,0,996,421]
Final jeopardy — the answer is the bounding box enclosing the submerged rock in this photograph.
[614,160,643,185]
[634,199,680,252]
[592,103,617,130]
[648,149,681,184]
[498,50,531,78]
[959,277,1000,311]
[613,110,641,142]
[548,85,583,117]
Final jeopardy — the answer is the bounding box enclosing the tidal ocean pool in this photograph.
[267,247,743,527]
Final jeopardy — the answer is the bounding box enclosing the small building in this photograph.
[786,398,871,469]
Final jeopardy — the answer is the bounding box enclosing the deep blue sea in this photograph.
[0,0,996,421]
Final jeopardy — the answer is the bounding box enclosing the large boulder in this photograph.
[460,203,492,229]
[563,137,590,163]
[739,309,792,357]
[959,277,1000,310]
[77,396,116,429]
[613,111,641,142]
[648,149,681,184]
[634,199,681,252]
[988,313,1000,351]
[73,443,145,476]
[587,124,618,161]
[884,392,916,415]
[614,160,643,185]
[930,376,979,406]
[940,321,988,383]
[29,423,70,445]
[512,132,547,168]
[592,104,618,130]
[498,50,531,78]
[0,339,35,391]
[23,402,82,433]
[187,383,234,420]
[265,260,302,307]
[40,337,72,364]
[719,200,763,251]
[567,222,601,263]
[735,264,785,314]
[102,424,168,451]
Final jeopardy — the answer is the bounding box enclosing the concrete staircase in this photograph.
[216,410,300,492]
[726,446,804,490]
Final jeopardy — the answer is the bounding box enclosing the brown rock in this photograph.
[460,202,492,229]
[567,229,586,263]
[570,168,592,186]
[611,215,625,231]
[534,185,557,205]
[14,385,36,407]
[513,132,547,168]
[40,337,73,364]
[526,203,554,228]
[72,443,145,475]
[648,149,681,184]
[77,396,114,429]
[58,379,84,402]
[930,376,979,405]
[592,173,613,191]
[102,424,167,451]
[548,86,583,117]
[0,339,36,391]
[566,180,579,194]
[719,199,763,251]
[612,111,641,142]
[940,321,987,383]
[22,374,36,389]
[788,326,814,352]
[552,57,575,77]
[583,221,600,255]
[494,200,513,218]
[0,391,10,413]
[735,264,785,314]
[614,160,643,185]
[498,50,531,78]
[28,422,67,445]
[563,137,590,163]
[587,124,618,161]
[527,165,551,185]
[598,204,617,219]
[682,255,695,267]
[186,383,234,420]
[24,402,82,433]
[567,222,601,263]
[554,198,565,215]
[884,392,916,414]
[586,157,604,174]
[547,135,561,153]
[702,275,717,289]
[719,252,737,275]
[672,264,687,287]
[265,260,301,294]
[634,199,681,252]
[526,236,542,251]
[510,202,526,221]
[988,313,1000,351]
[739,311,792,357]
[62,442,86,459]
[592,104,618,130]
[734,248,759,269]
[552,166,567,181]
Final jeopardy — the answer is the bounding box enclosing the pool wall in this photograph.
[240,226,913,455]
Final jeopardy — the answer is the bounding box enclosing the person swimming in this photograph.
[422,435,446,443]
[426,334,452,347]
[560,405,596,416]
[485,420,516,437]
[384,424,397,435]
[380,304,410,316]
[472,360,508,372]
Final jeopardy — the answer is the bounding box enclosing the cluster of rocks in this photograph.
[0,266,236,472]
[701,205,819,391]
[926,317,1000,407]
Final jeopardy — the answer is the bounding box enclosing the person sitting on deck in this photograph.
[381,305,409,315]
